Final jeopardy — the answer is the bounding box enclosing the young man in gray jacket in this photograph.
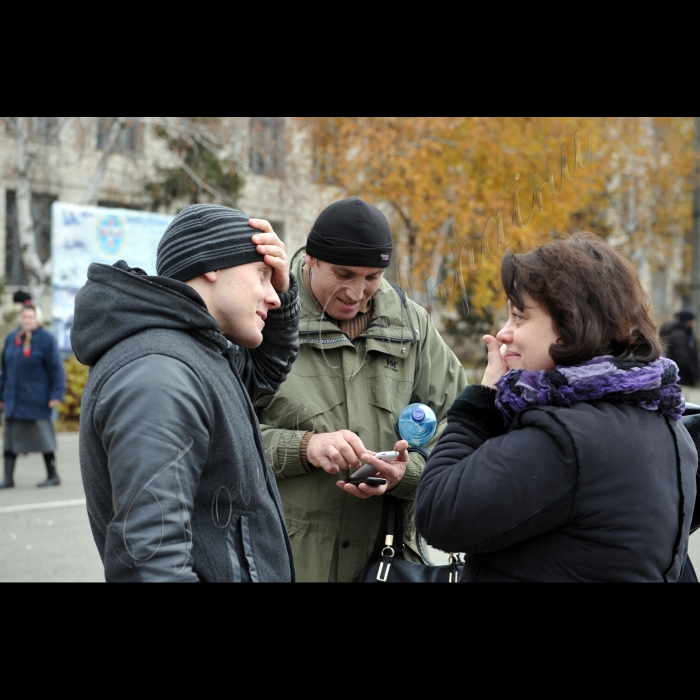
[72,204,300,583]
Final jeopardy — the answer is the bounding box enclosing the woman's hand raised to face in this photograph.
[482,335,510,389]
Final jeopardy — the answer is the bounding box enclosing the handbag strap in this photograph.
[377,447,429,555]
[381,496,405,554]
[377,497,399,583]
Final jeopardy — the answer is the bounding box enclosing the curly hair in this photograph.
[501,233,663,366]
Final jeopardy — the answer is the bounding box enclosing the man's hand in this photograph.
[48,400,62,409]
[250,219,290,294]
[482,335,509,389]
[0,402,4,411]
[307,431,368,475]
[337,440,410,500]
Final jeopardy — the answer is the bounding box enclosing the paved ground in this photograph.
[0,433,104,583]
[0,431,698,583]
[689,526,700,570]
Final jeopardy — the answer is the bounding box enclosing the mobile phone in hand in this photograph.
[350,452,399,482]
[347,477,388,487]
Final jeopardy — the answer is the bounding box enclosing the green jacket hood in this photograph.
[292,247,418,349]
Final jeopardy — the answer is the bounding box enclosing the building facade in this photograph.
[0,116,339,327]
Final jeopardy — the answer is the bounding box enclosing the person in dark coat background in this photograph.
[0,300,66,489]
[660,309,700,387]
[416,233,697,583]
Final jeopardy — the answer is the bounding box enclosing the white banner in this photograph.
[51,202,175,353]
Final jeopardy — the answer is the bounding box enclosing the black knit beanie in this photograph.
[307,198,394,268]
[156,204,264,282]
[13,291,32,304]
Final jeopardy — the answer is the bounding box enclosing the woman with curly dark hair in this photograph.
[416,233,697,582]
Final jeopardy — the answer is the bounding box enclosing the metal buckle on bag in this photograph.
[377,547,396,583]
[449,554,462,584]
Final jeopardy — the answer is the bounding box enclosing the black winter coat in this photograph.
[415,385,697,583]
[73,262,300,583]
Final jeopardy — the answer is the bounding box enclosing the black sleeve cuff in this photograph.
[408,446,431,462]
[266,273,301,327]
[447,384,506,438]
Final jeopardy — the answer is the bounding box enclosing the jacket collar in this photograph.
[292,248,417,350]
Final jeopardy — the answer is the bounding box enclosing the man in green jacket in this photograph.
[256,198,467,582]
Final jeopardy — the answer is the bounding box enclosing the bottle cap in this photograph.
[412,408,426,422]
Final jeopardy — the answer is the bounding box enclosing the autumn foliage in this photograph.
[56,356,89,429]
[300,117,697,330]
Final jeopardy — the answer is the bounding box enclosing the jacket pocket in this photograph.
[284,520,336,583]
[239,516,259,583]
[367,379,394,413]
[227,515,260,584]
[366,378,404,451]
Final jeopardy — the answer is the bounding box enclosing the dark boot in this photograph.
[0,453,16,489]
[37,453,60,488]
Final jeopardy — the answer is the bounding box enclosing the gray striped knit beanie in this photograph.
[156,204,264,282]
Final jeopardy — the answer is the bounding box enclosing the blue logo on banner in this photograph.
[98,216,124,255]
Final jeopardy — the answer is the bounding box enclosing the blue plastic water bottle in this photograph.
[399,404,437,447]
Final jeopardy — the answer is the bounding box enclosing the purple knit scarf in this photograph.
[495,356,685,428]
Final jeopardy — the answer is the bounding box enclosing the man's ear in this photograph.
[203,271,218,282]
[305,255,316,269]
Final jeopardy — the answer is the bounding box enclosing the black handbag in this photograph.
[357,496,463,583]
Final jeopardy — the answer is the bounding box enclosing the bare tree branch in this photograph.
[178,157,235,203]
[81,117,128,205]
[14,117,51,300]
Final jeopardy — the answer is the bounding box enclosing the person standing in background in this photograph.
[661,310,700,387]
[0,302,66,489]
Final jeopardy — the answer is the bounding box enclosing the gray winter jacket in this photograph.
[72,262,300,583]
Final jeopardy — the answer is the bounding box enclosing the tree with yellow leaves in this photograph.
[301,117,696,349]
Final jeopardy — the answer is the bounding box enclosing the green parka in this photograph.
[256,251,467,582]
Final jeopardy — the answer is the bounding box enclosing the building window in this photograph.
[314,144,338,185]
[31,117,60,143]
[5,117,60,143]
[5,191,55,286]
[250,117,285,177]
[312,121,339,185]
[97,117,144,153]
